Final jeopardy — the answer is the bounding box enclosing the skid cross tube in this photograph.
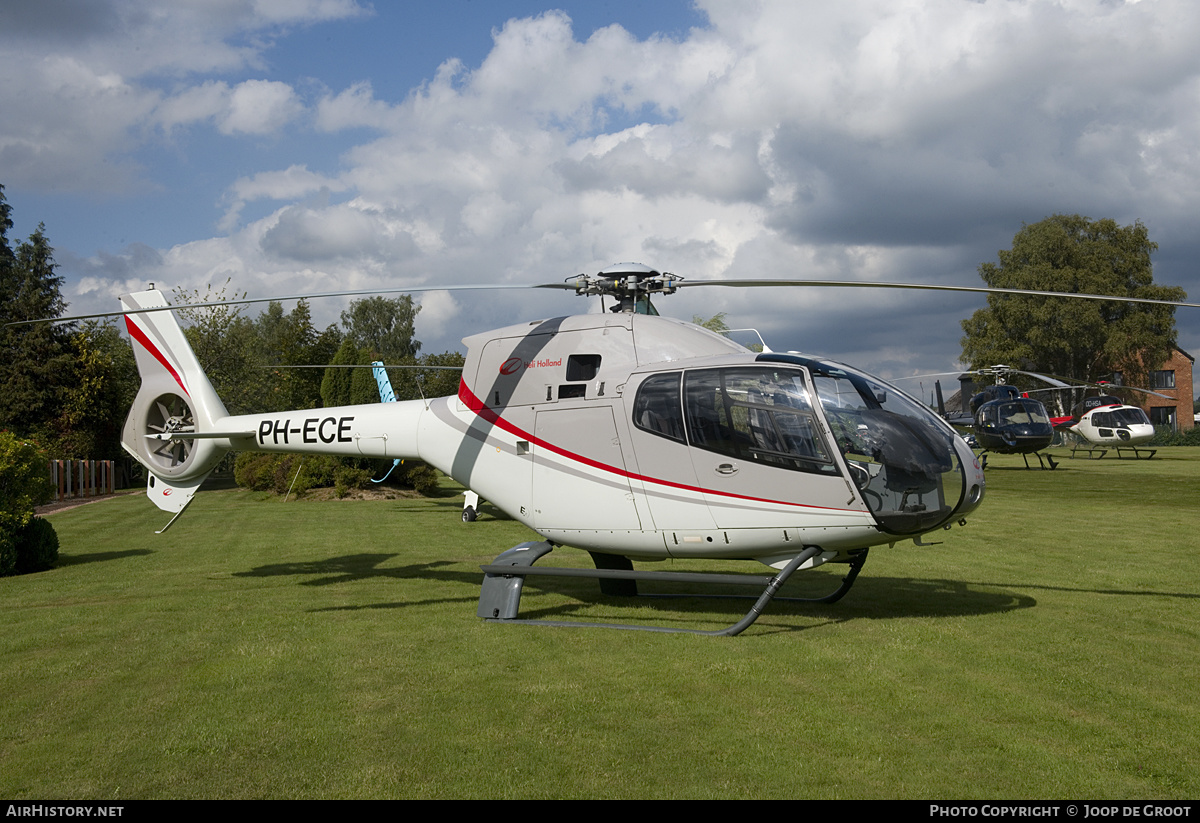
[478,544,833,635]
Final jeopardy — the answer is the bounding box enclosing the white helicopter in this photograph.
[1043,383,1171,459]
[78,263,1196,633]
[112,263,989,633]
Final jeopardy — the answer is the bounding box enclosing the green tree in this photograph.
[173,280,261,415]
[0,186,137,457]
[341,295,421,362]
[55,320,139,459]
[0,184,13,269]
[348,350,384,406]
[254,300,341,412]
[0,186,73,437]
[961,215,1186,386]
[384,352,466,402]
[414,351,466,400]
[692,312,730,333]
[321,337,361,408]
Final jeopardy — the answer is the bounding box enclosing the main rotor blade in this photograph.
[10,282,573,326]
[1027,381,1174,400]
[682,279,1200,309]
[1005,370,1072,388]
[263,364,464,370]
[894,368,1070,387]
[10,274,1197,327]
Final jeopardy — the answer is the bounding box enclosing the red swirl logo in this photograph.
[500,357,525,375]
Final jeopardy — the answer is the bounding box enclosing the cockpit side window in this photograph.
[682,367,834,474]
[632,372,686,443]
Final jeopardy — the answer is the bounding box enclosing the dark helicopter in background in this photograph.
[903,366,1067,469]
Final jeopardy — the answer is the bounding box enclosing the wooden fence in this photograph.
[48,459,117,501]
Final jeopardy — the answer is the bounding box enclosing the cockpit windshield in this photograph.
[1113,407,1150,427]
[793,357,967,535]
[633,355,972,536]
[997,400,1050,426]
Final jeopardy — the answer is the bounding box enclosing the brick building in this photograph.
[1141,347,1195,431]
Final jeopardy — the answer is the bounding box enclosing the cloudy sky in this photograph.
[3,0,1199,392]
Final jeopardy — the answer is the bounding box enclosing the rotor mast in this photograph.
[568,262,682,314]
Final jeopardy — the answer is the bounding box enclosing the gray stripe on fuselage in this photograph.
[450,317,568,484]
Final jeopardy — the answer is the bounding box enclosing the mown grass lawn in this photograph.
[2,449,1197,798]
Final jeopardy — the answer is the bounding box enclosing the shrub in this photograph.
[403,462,440,496]
[1148,426,1200,447]
[0,432,56,576]
[0,530,17,577]
[0,432,52,516]
[334,465,372,498]
[15,516,58,574]
[233,452,421,497]
[234,452,276,491]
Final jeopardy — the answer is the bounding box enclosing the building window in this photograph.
[1149,407,1176,430]
[1150,370,1175,390]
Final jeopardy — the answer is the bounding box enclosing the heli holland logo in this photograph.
[500,356,562,375]
[163,489,173,497]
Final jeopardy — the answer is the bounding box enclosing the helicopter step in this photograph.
[477,542,869,635]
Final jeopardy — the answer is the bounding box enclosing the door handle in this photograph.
[715,463,738,475]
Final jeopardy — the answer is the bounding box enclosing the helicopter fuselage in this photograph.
[971,398,1055,454]
[1065,401,1155,446]
[121,290,984,570]
[210,312,985,567]
[966,384,1055,456]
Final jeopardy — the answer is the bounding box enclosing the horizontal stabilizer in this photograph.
[144,429,256,441]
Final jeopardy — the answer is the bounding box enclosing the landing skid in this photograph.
[477,543,869,635]
[1024,451,1058,470]
[1069,443,1157,460]
[979,451,1058,470]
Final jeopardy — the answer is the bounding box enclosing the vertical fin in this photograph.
[120,290,232,516]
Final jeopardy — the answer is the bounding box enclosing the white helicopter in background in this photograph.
[53,263,1199,633]
[1041,382,1173,459]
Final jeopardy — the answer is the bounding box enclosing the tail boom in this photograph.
[119,289,438,515]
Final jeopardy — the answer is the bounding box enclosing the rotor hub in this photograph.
[567,263,682,311]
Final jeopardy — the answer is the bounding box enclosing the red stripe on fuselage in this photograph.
[457,379,857,514]
[125,316,190,397]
